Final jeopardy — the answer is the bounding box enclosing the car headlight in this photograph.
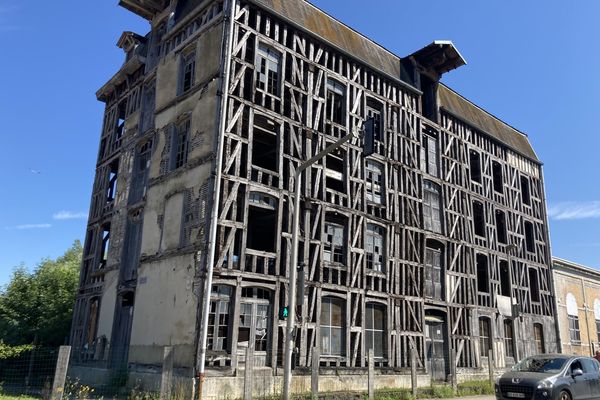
[537,380,553,389]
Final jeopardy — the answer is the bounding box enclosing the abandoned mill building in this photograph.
[70,0,558,394]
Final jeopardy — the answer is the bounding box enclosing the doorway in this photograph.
[237,288,271,367]
[425,311,449,382]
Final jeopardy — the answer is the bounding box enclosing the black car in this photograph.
[495,354,600,400]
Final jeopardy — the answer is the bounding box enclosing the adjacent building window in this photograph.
[534,323,545,354]
[365,303,386,358]
[423,180,442,233]
[366,224,384,273]
[469,150,482,183]
[479,317,492,357]
[320,297,345,356]
[207,285,232,352]
[596,319,600,344]
[476,254,489,293]
[528,268,540,302]
[421,134,439,177]
[179,52,195,94]
[326,79,345,125]
[365,160,384,204]
[473,200,485,238]
[524,221,535,253]
[171,120,190,170]
[520,175,531,206]
[504,320,515,358]
[569,315,581,343]
[495,210,507,244]
[256,43,281,96]
[492,161,503,193]
[324,221,345,265]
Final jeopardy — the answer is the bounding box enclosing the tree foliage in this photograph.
[0,241,82,347]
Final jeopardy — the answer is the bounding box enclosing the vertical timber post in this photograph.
[160,346,174,400]
[51,346,71,400]
[368,349,374,400]
[244,347,254,400]
[451,348,458,392]
[411,346,417,399]
[311,347,319,396]
[488,349,494,385]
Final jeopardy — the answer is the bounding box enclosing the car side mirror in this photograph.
[572,368,584,377]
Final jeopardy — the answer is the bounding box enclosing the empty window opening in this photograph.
[99,224,111,269]
[421,134,439,177]
[524,221,535,253]
[366,98,384,141]
[238,288,271,355]
[252,114,278,172]
[116,101,127,140]
[469,150,482,183]
[247,193,277,253]
[520,175,531,206]
[256,43,281,96]
[366,160,384,204]
[476,254,489,293]
[129,140,153,204]
[420,74,437,122]
[366,224,385,273]
[425,241,444,301]
[171,120,190,170]
[423,180,442,233]
[499,260,511,297]
[473,200,485,238]
[365,303,386,358]
[504,320,514,358]
[327,79,345,125]
[324,219,345,265]
[179,52,196,94]
[121,291,134,307]
[529,267,540,302]
[495,210,507,244]
[106,159,119,203]
[325,150,345,193]
[208,285,232,352]
[479,317,492,357]
[534,323,545,354]
[492,161,503,193]
[320,297,345,356]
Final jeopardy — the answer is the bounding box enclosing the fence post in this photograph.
[488,349,494,385]
[410,346,417,399]
[243,347,254,400]
[51,346,71,400]
[160,346,174,400]
[451,349,458,392]
[367,349,374,400]
[311,347,319,397]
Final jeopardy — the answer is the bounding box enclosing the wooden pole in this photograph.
[51,346,71,400]
[244,347,254,400]
[160,346,174,400]
[488,349,494,385]
[368,349,374,400]
[311,347,319,396]
[411,347,417,399]
[451,348,458,392]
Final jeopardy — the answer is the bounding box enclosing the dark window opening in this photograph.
[179,52,196,94]
[252,115,278,172]
[366,224,385,273]
[534,323,545,354]
[479,317,492,357]
[320,297,345,356]
[500,260,511,297]
[99,224,111,269]
[496,210,507,244]
[423,180,442,233]
[529,267,540,302]
[325,151,345,193]
[520,175,531,206]
[256,43,281,96]
[121,291,134,307]
[366,97,384,141]
[324,219,345,265]
[504,320,514,358]
[247,193,277,253]
[476,254,489,293]
[492,161,503,193]
[421,75,437,122]
[421,134,439,177]
[524,221,535,253]
[473,200,485,238]
[470,150,482,183]
[365,303,386,358]
[171,120,190,170]
[327,79,345,125]
[106,159,119,203]
[116,102,127,140]
[366,161,384,204]
[174,0,203,21]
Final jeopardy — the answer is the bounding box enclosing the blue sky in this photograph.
[1,0,599,286]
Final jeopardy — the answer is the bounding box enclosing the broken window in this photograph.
[495,210,507,244]
[171,120,190,170]
[256,43,281,96]
[252,114,278,172]
[207,285,232,352]
[178,51,196,94]
[421,134,439,177]
[324,220,345,265]
[247,192,277,253]
[476,254,489,293]
[504,320,514,358]
[479,317,492,357]
[524,221,535,253]
[326,79,345,125]
[529,267,540,302]
[238,289,271,355]
[473,201,485,238]
[325,150,345,193]
[140,83,156,133]
[365,160,384,204]
[106,159,119,203]
[499,260,511,297]
[569,315,581,343]
[520,175,531,206]
[365,303,386,358]
[423,180,442,233]
[99,224,111,269]
[469,150,482,183]
[115,101,127,142]
[366,224,384,273]
[492,161,503,193]
[366,97,384,142]
[425,241,444,301]
[320,297,345,356]
[534,323,545,354]
[129,140,153,204]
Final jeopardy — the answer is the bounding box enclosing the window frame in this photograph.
[504,319,515,358]
[171,120,190,171]
[255,43,282,96]
[365,160,384,205]
[178,51,196,95]
[365,223,385,273]
[423,180,443,234]
[365,303,386,358]
[326,78,346,125]
[479,317,492,357]
[421,134,439,177]
[320,297,345,356]
[569,314,581,344]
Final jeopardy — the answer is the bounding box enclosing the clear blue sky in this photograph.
[1,0,599,286]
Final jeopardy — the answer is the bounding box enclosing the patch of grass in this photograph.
[0,396,39,400]
[457,380,493,396]
[375,388,413,400]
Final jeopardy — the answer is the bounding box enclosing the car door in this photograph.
[581,358,600,400]
[568,359,591,400]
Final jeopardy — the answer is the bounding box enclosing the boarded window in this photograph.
[327,79,345,125]
[504,320,514,358]
[366,224,384,273]
[423,180,442,233]
[496,210,507,244]
[320,297,345,356]
[179,52,196,94]
[524,221,535,252]
[492,161,503,193]
[534,323,545,354]
[470,150,482,183]
[366,160,384,204]
[479,317,492,357]
[256,43,281,96]
[520,175,531,206]
[473,201,485,237]
[476,254,489,293]
[365,303,386,358]
[421,134,439,177]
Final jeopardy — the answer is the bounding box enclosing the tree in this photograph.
[0,241,82,347]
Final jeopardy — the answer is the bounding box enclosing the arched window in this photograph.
[566,293,581,343]
[365,303,386,358]
[423,180,442,233]
[320,297,345,356]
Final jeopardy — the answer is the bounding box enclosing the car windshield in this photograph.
[512,357,567,374]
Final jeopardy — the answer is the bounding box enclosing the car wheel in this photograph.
[559,390,571,400]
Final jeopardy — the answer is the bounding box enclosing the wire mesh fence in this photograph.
[0,347,59,398]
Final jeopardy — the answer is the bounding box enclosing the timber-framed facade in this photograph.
[71,0,558,390]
